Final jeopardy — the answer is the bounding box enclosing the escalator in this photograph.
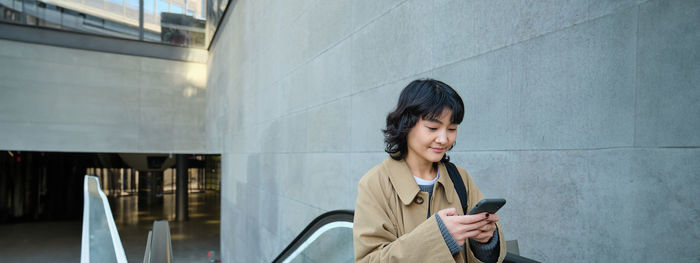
[274,210,354,263]
[273,210,541,263]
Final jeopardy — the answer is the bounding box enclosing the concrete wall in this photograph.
[0,39,208,153]
[207,0,700,261]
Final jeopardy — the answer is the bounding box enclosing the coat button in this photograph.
[415,196,424,204]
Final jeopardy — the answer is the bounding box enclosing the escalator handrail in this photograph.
[80,175,128,263]
[272,210,354,263]
[143,220,174,263]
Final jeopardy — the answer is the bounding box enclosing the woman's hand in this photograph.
[437,208,499,245]
[469,213,498,243]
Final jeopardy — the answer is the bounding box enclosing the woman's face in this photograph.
[406,108,458,164]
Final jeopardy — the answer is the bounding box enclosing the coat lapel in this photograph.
[384,158,420,206]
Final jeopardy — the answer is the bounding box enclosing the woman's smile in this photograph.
[430,147,446,153]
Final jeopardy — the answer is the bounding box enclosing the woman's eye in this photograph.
[426,126,437,131]
[448,128,457,131]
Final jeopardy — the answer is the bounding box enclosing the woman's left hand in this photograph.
[470,213,498,243]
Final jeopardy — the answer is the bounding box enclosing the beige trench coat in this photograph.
[353,157,507,263]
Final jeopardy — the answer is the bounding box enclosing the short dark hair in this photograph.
[383,79,465,161]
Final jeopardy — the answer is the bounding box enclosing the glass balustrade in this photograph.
[80,175,128,263]
[286,222,354,263]
[0,0,228,48]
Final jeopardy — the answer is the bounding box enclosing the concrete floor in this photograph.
[0,191,220,262]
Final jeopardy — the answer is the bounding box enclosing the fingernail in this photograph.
[485,213,490,218]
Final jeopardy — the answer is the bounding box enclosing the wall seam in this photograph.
[427,2,641,75]
[263,0,411,91]
[633,3,641,148]
[241,145,700,155]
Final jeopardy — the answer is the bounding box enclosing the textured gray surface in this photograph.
[431,0,639,66]
[207,0,700,262]
[351,0,434,92]
[0,39,208,153]
[635,0,700,146]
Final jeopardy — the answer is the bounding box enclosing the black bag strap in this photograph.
[444,161,468,214]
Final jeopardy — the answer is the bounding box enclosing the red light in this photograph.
[16,156,21,162]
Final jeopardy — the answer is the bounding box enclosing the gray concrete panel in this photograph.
[230,208,264,261]
[137,121,174,152]
[503,149,634,262]
[0,40,207,153]
[305,98,351,152]
[260,119,287,154]
[172,123,206,151]
[303,0,354,59]
[270,15,312,88]
[431,46,522,151]
[351,0,406,32]
[260,40,292,93]
[219,203,234,261]
[226,162,284,262]
[432,0,638,66]
[282,111,309,153]
[0,80,139,125]
[0,56,130,87]
[625,148,700,262]
[350,0,434,93]
[516,8,637,149]
[275,153,352,211]
[303,39,355,108]
[349,81,404,152]
[432,0,519,67]
[0,39,140,70]
[635,0,700,146]
[281,69,312,114]
[173,97,206,127]
[0,121,139,152]
[255,83,286,124]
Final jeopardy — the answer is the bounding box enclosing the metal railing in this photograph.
[142,220,174,263]
[80,175,128,263]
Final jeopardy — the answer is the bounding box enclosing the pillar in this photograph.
[176,154,188,221]
[12,153,23,218]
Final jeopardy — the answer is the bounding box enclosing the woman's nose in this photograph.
[435,131,447,143]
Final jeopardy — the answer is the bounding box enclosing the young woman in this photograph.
[353,79,506,262]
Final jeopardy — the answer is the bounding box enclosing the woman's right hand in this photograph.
[437,208,493,246]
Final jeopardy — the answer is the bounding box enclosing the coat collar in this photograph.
[384,158,456,206]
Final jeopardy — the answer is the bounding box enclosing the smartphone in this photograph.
[467,198,506,215]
